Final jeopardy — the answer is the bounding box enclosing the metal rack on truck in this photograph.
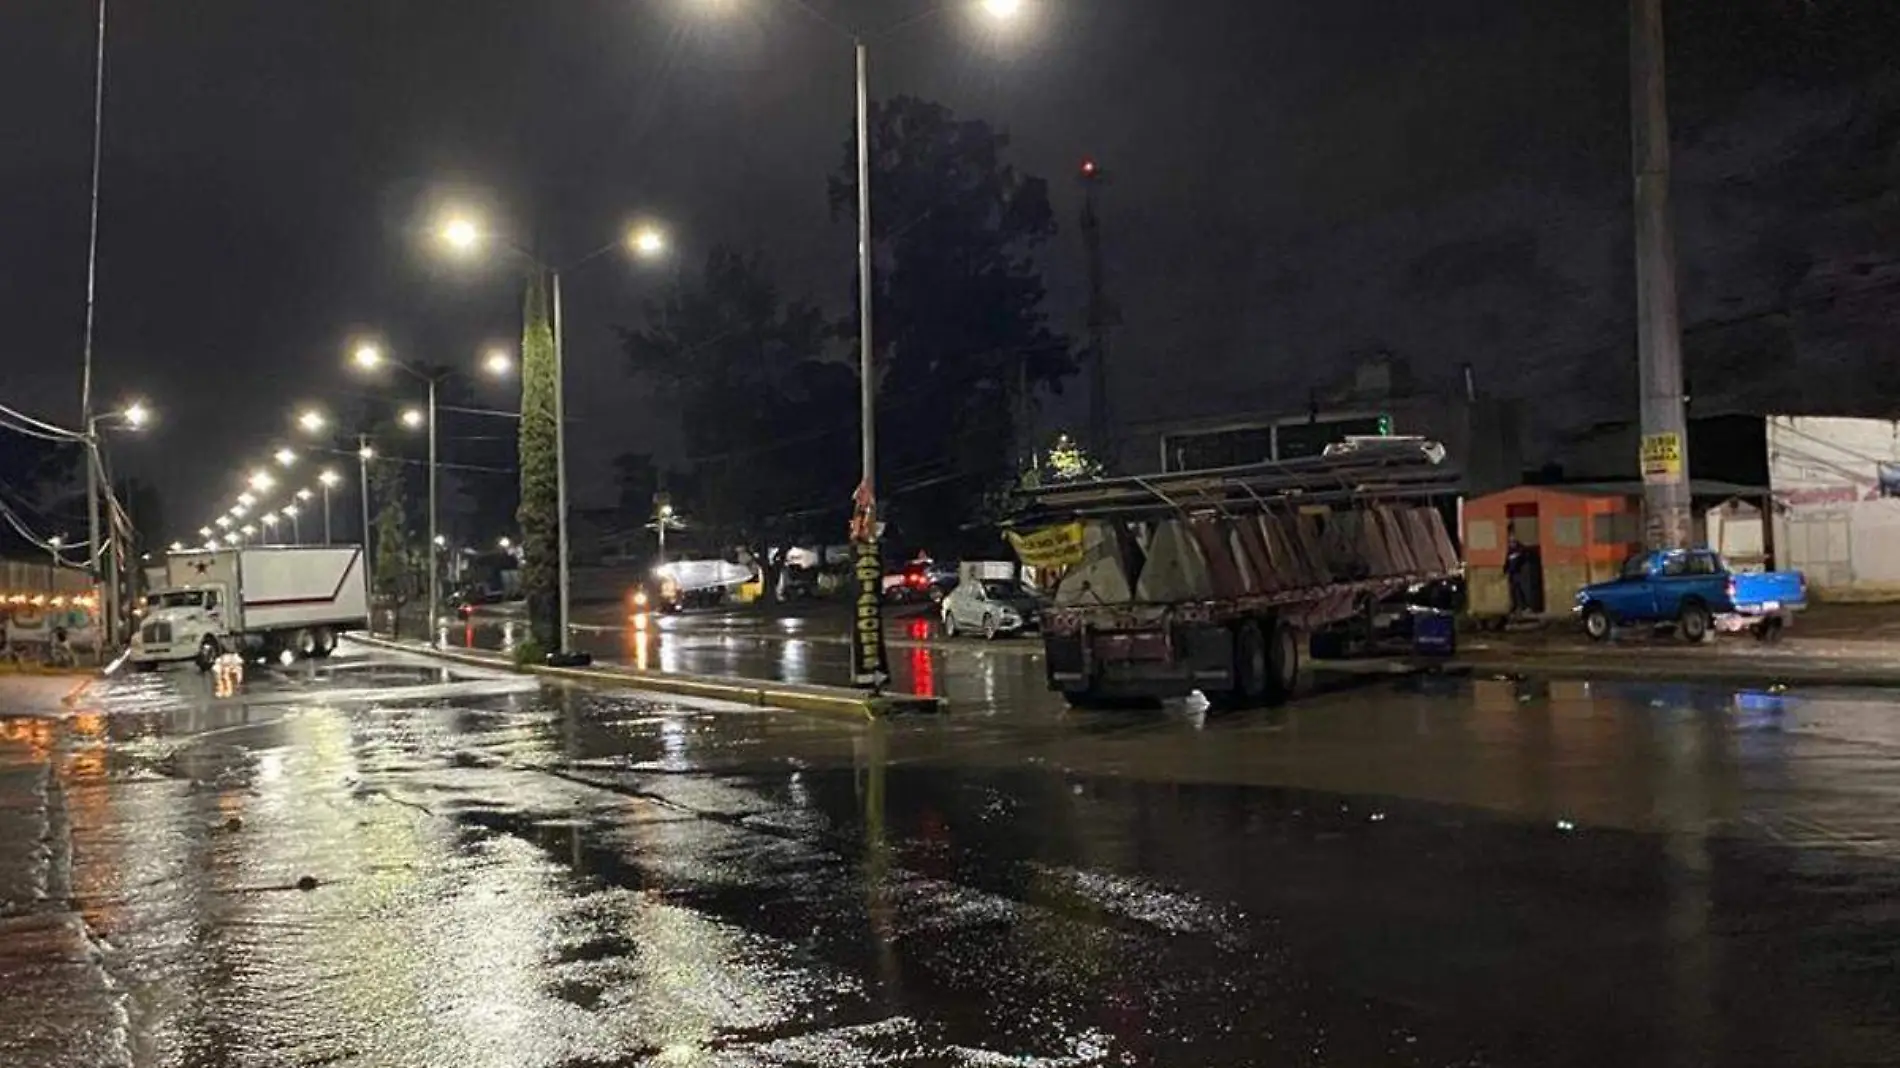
[1009,438,1463,708]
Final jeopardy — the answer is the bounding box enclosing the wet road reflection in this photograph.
[2,651,1898,1066]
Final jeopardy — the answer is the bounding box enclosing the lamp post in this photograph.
[358,438,374,579]
[83,399,150,650]
[284,504,302,545]
[434,216,669,658]
[317,471,340,544]
[351,342,510,644]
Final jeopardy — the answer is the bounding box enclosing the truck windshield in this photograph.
[145,591,206,609]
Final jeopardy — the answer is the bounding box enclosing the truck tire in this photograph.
[194,636,221,672]
[1679,601,1713,644]
[1754,617,1784,643]
[942,611,958,638]
[1264,619,1302,704]
[1583,604,1612,642]
[311,627,337,658]
[292,629,318,660]
[1232,620,1270,705]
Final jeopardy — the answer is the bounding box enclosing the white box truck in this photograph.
[131,546,370,670]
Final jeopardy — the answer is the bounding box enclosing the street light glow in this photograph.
[296,488,314,502]
[121,400,151,428]
[240,524,257,537]
[484,348,513,377]
[320,468,342,487]
[440,215,482,253]
[199,526,213,538]
[215,516,232,530]
[237,492,256,507]
[353,343,383,369]
[168,541,184,553]
[283,504,299,519]
[225,532,241,545]
[275,447,298,467]
[980,0,1023,17]
[359,444,375,460]
[297,409,326,433]
[249,470,276,492]
[401,408,425,430]
[629,225,667,259]
[261,513,279,527]
[498,537,513,550]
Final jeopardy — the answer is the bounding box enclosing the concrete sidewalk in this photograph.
[1457,603,1900,687]
[346,633,944,718]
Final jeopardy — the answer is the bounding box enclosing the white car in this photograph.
[941,579,1042,640]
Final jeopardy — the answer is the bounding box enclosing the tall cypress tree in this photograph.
[517,273,560,652]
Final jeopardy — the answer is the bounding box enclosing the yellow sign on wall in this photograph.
[1006,522,1086,569]
[1641,432,1683,485]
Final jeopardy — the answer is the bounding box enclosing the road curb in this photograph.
[342,634,944,718]
[1453,650,1900,689]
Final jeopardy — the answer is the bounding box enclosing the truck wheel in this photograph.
[194,637,221,672]
[1265,619,1302,703]
[1679,601,1713,644]
[292,629,318,660]
[311,627,337,658]
[1754,617,1784,643]
[1233,620,1270,705]
[942,612,958,638]
[1583,604,1613,642]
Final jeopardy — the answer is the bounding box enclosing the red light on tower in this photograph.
[1080,157,1099,178]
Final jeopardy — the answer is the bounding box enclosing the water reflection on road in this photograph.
[2,650,1898,1066]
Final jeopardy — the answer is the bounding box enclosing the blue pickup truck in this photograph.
[1573,549,1806,643]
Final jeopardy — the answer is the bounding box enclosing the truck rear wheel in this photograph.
[311,627,337,658]
[1232,620,1270,705]
[1679,601,1713,644]
[291,628,318,659]
[1265,619,1302,703]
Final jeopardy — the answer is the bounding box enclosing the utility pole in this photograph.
[1631,0,1693,548]
[81,0,109,652]
[1079,158,1113,467]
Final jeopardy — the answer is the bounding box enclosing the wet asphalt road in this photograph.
[4,647,1900,1067]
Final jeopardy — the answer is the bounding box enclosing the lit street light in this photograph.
[260,512,279,545]
[82,398,155,651]
[215,516,233,530]
[249,468,275,493]
[497,536,513,551]
[283,503,302,544]
[168,541,184,553]
[435,212,673,660]
[696,0,1023,688]
[484,347,513,378]
[275,447,297,467]
[400,407,425,430]
[298,409,327,434]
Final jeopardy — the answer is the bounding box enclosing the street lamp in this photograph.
[283,503,302,544]
[297,409,327,434]
[224,531,241,546]
[274,446,298,467]
[498,536,513,551]
[400,407,425,430]
[239,523,257,545]
[82,398,154,651]
[697,0,1022,687]
[260,512,280,545]
[249,468,275,493]
[168,541,184,553]
[215,516,232,530]
[434,214,672,660]
[484,348,513,378]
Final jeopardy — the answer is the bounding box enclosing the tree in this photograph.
[828,95,1076,547]
[370,450,419,637]
[518,273,561,651]
[620,246,853,602]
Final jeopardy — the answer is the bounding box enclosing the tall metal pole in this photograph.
[80,0,109,654]
[1081,163,1112,464]
[551,269,573,654]
[427,376,440,645]
[322,485,332,544]
[1632,0,1692,549]
[856,38,877,502]
[358,435,373,574]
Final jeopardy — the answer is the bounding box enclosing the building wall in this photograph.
[1767,416,1900,599]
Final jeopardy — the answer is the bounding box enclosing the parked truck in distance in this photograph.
[1011,438,1463,709]
[1573,548,1806,642]
[130,546,370,670]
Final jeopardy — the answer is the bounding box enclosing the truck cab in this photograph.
[133,585,230,669]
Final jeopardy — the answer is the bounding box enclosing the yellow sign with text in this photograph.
[1641,432,1683,485]
[1006,522,1086,569]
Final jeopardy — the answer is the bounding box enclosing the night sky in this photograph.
[3,0,1897,543]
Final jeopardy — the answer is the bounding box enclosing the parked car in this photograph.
[1573,549,1805,643]
[883,559,959,604]
[942,578,1042,639]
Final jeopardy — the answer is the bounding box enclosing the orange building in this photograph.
[1462,486,1643,616]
